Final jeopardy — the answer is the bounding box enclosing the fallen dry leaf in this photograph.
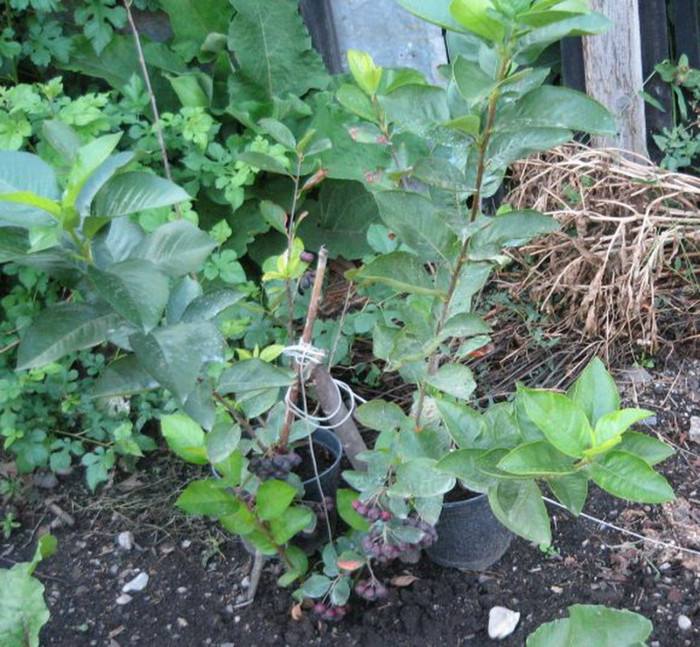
[291,603,303,621]
[390,574,419,587]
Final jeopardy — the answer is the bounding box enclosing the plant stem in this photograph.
[414,55,511,427]
[280,247,328,447]
[123,0,180,217]
[285,156,304,345]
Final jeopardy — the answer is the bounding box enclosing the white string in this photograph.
[282,342,366,430]
[543,496,700,558]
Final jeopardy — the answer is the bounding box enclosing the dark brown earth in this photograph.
[2,354,700,647]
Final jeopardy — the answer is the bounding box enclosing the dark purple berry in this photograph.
[380,510,392,522]
[314,602,326,615]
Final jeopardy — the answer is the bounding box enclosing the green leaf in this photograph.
[616,432,674,466]
[518,387,593,458]
[258,118,296,150]
[450,0,507,42]
[64,133,123,207]
[526,604,653,647]
[278,545,308,586]
[132,221,216,276]
[0,559,51,647]
[391,457,456,497]
[396,0,467,32]
[88,259,169,333]
[547,472,588,516]
[16,304,121,370]
[181,289,245,322]
[256,480,297,521]
[374,191,457,262]
[498,441,578,476]
[91,355,159,398]
[426,363,476,400]
[270,506,315,544]
[336,489,370,531]
[331,577,352,607]
[485,128,572,175]
[354,251,442,296]
[228,0,329,99]
[130,322,224,402]
[235,151,290,175]
[75,151,136,218]
[42,120,81,163]
[503,86,616,135]
[355,400,407,432]
[411,157,474,192]
[167,72,211,108]
[379,85,454,143]
[0,227,29,262]
[206,423,241,464]
[593,409,653,447]
[436,448,512,492]
[452,56,497,105]
[440,313,491,340]
[336,84,376,121]
[488,480,551,544]
[566,357,619,426]
[161,413,207,464]
[219,359,294,394]
[468,211,559,261]
[590,451,674,503]
[301,574,332,598]
[166,276,203,324]
[176,480,238,516]
[436,399,486,448]
[92,172,190,218]
[160,0,232,62]
[347,49,383,95]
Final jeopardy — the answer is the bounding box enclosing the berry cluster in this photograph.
[313,602,349,622]
[401,516,439,548]
[248,451,301,480]
[354,579,388,601]
[351,500,392,522]
[360,513,438,563]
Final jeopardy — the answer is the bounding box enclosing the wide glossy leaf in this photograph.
[503,86,616,135]
[391,457,456,497]
[498,441,578,477]
[436,399,486,448]
[74,152,135,217]
[132,220,216,276]
[92,172,190,218]
[354,252,442,295]
[616,432,674,466]
[235,151,290,175]
[440,312,491,340]
[206,422,241,464]
[488,479,551,544]
[468,211,559,260]
[161,412,207,464]
[16,304,121,370]
[166,276,203,324]
[182,379,217,431]
[65,133,123,207]
[566,357,619,426]
[176,479,238,516]
[594,408,654,447]
[518,387,593,458]
[42,119,81,163]
[336,84,376,121]
[181,289,245,322]
[256,480,296,521]
[91,216,145,268]
[444,261,493,318]
[130,322,224,401]
[355,400,407,432]
[452,56,497,105]
[396,0,467,31]
[412,156,474,192]
[450,0,506,42]
[0,564,50,647]
[547,472,588,516]
[375,191,457,262]
[270,506,315,544]
[91,355,159,398]
[88,259,169,332]
[218,358,294,394]
[590,451,674,503]
[485,127,572,171]
[426,363,476,400]
[436,448,497,493]
[160,0,232,61]
[336,489,370,531]
[0,152,59,227]
[527,604,653,647]
[301,574,332,598]
[0,227,30,262]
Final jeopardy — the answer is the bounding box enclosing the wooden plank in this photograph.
[639,0,673,162]
[583,0,647,155]
[299,0,343,73]
[670,0,700,67]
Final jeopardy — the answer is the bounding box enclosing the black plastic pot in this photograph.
[299,427,343,502]
[426,491,513,570]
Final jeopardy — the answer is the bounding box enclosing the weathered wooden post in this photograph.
[583,0,648,156]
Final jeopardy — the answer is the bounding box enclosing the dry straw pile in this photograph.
[501,143,699,373]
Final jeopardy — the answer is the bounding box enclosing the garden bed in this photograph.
[3,352,699,646]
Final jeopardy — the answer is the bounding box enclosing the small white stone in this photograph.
[689,417,700,444]
[176,586,187,594]
[678,615,692,632]
[116,594,132,605]
[122,572,149,593]
[240,576,251,589]
[116,531,134,551]
[177,617,188,628]
[488,606,520,640]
